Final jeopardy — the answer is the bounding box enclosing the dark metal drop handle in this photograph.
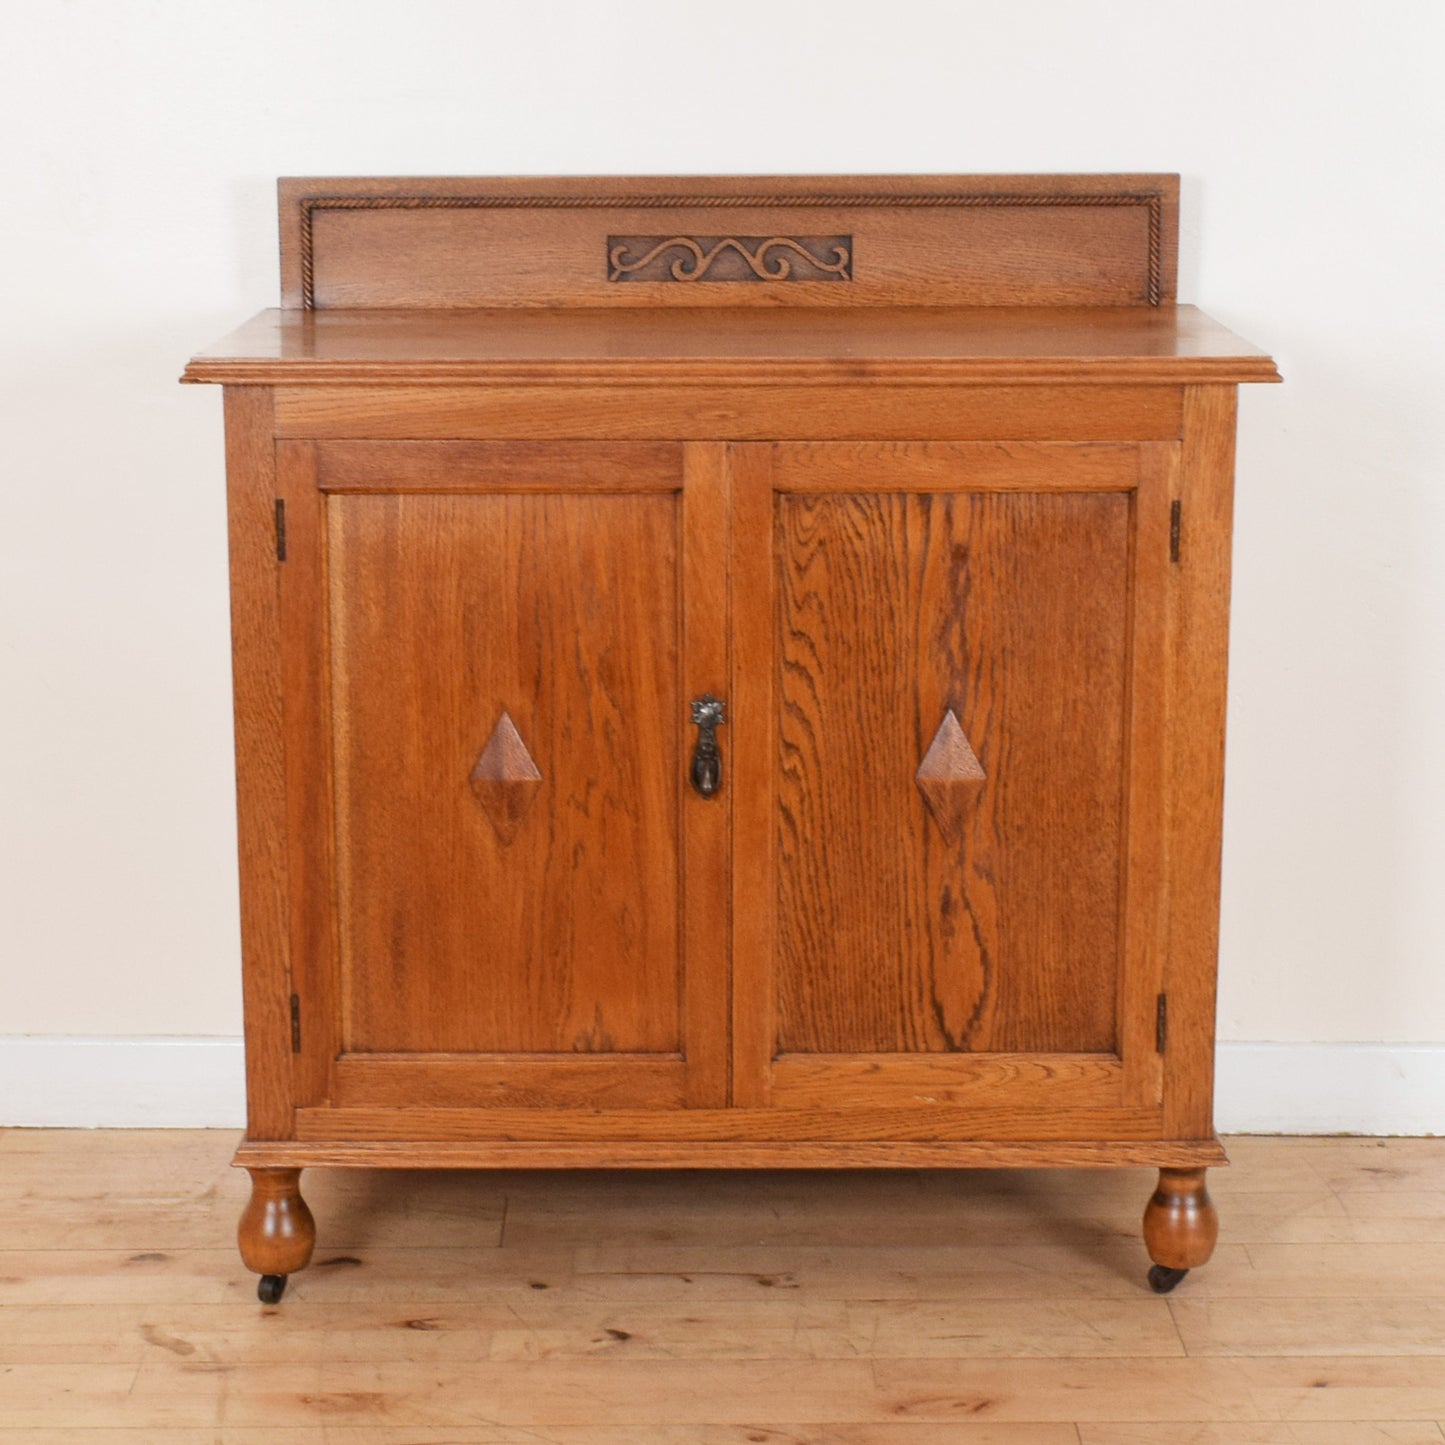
[690,694,727,798]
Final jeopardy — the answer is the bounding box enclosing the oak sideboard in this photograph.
[184,174,1278,1302]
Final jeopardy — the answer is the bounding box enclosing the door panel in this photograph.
[278,441,728,1112]
[733,441,1169,1125]
[329,490,680,1055]
[775,490,1129,1055]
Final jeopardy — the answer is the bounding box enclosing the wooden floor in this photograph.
[1,1132,1443,1441]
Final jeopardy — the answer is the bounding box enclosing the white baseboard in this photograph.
[1213,1042,1445,1136]
[0,1036,246,1128]
[1,1037,1442,1135]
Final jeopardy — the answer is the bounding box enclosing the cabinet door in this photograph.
[731,442,1173,1137]
[277,442,728,1115]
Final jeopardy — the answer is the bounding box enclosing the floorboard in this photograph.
[0,1133,1441,1437]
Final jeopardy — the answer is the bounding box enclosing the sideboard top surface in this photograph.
[183,304,1279,386]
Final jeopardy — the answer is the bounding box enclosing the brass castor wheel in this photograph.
[257,1273,288,1304]
[1147,1264,1188,1294]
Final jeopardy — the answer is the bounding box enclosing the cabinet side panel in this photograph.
[775,491,1130,1055]
[222,387,293,1139]
[1161,386,1237,1137]
[329,491,683,1055]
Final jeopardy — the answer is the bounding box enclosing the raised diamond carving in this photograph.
[469,710,542,845]
[915,709,985,844]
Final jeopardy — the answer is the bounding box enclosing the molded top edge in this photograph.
[183,304,1280,386]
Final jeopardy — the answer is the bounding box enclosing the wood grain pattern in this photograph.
[327,489,682,1058]
[1142,1166,1220,1270]
[290,1104,1169,1144]
[236,1168,314,1278]
[0,1298,1195,1366]
[773,440,1142,492]
[680,444,732,1109]
[315,439,681,492]
[1118,443,1176,1107]
[245,1135,1222,1170]
[271,383,1186,443]
[184,304,1280,387]
[275,174,1178,310]
[329,1056,685,1110]
[1161,387,1238,1139]
[773,486,1131,1056]
[275,443,343,1108]
[28,1133,1441,1433]
[768,1053,1125,1110]
[728,444,778,1108]
[221,388,293,1139]
[3,1361,1441,1433]
[1083,1429,1444,1444]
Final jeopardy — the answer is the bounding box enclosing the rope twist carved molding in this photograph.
[608,235,852,283]
[296,192,1165,307]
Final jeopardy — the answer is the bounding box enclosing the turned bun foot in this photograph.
[239,1167,314,1299]
[1142,1166,1218,1291]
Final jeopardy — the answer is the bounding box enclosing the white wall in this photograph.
[2,0,1443,1125]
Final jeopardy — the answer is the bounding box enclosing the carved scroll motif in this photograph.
[608,235,852,283]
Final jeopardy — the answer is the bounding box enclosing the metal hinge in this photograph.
[1169,500,1181,564]
[1156,993,1168,1053]
[290,993,301,1053]
[274,499,287,562]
